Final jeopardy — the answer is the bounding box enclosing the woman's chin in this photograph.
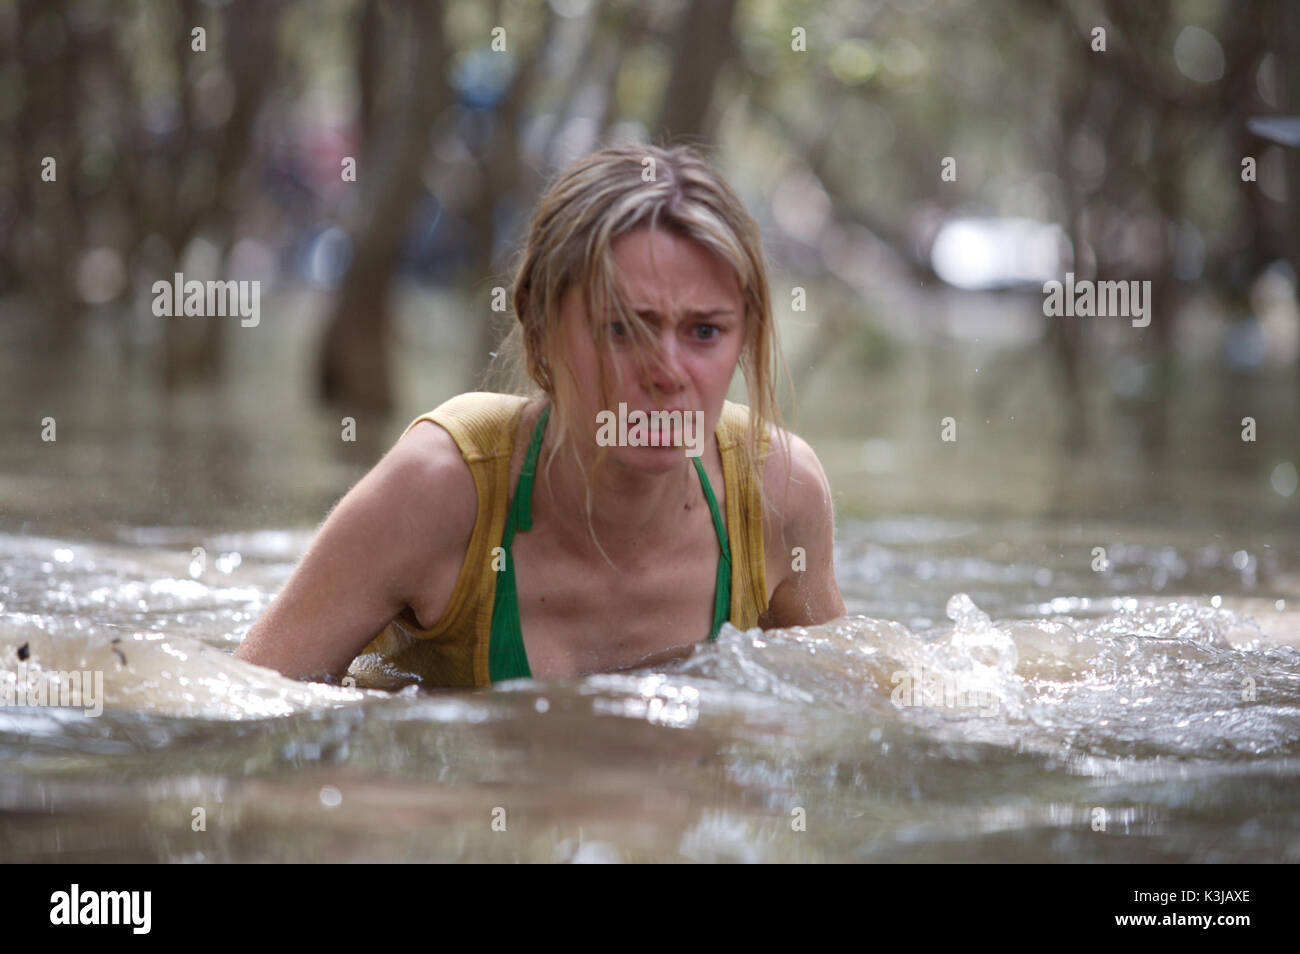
[614,442,694,472]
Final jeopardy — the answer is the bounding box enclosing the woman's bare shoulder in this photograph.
[756,423,845,625]
[759,424,834,531]
[383,419,479,563]
[232,418,480,677]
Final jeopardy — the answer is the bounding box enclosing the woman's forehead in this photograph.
[607,234,741,308]
[611,227,734,277]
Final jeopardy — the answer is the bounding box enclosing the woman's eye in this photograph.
[608,321,628,339]
[696,324,719,341]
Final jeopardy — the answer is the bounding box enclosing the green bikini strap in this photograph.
[489,404,550,683]
[691,455,732,642]
[512,403,549,535]
[495,405,729,682]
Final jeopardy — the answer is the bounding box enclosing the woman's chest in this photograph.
[508,514,726,678]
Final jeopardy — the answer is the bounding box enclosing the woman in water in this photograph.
[235,143,846,686]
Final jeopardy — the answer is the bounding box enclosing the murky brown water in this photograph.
[2,300,1298,862]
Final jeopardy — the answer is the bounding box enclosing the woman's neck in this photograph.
[530,399,706,554]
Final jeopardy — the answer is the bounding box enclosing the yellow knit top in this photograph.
[349,391,770,687]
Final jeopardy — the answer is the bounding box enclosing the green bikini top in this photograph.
[488,404,732,682]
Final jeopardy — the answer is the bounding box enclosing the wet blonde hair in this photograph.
[484,141,794,561]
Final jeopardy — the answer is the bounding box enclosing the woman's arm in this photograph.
[233,422,475,680]
[758,431,847,629]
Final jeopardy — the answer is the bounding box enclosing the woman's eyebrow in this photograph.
[631,306,736,318]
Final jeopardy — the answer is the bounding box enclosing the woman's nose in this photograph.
[643,336,686,392]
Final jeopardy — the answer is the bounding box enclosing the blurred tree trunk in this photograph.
[317,0,450,415]
[469,6,556,380]
[1284,0,1300,417]
[1045,6,1095,455]
[656,0,738,144]
[358,0,382,148]
[164,0,277,390]
[14,0,83,348]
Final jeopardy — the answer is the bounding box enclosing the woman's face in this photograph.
[555,225,746,474]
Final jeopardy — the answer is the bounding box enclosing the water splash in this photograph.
[4,523,1300,861]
